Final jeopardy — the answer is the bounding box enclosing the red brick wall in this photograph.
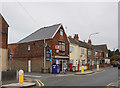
[0,15,9,49]
[52,25,69,56]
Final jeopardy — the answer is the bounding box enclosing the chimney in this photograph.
[74,34,79,41]
[88,39,92,45]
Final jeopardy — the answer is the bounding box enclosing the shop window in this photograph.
[59,41,65,51]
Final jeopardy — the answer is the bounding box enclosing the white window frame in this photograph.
[28,45,30,51]
[88,50,91,55]
[70,46,74,53]
[60,29,63,36]
[81,48,84,54]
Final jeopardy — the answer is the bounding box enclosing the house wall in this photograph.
[0,15,9,49]
[69,43,87,70]
[0,48,8,71]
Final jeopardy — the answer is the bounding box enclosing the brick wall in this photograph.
[0,14,9,49]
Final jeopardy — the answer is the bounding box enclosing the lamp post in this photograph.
[88,32,99,70]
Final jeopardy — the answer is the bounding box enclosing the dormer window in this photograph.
[60,29,63,36]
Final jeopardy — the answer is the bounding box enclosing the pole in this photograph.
[44,39,46,72]
[9,59,11,71]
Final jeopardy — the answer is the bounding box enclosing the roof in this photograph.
[68,37,94,49]
[18,24,61,43]
[93,44,107,52]
[68,37,107,52]
[0,13,9,27]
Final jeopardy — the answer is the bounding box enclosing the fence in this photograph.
[2,70,17,81]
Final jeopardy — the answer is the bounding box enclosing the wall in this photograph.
[0,14,9,49]
[0,48,8,71]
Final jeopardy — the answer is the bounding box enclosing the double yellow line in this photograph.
[36,79,44,86]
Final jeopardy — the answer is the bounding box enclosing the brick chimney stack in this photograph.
[88,39,92,45]
[74,34,79,41]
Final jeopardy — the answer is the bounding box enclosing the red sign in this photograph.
[55,55,59,58]
[55,45,59,50]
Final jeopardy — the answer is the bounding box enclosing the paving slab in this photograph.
[1,82,36,88]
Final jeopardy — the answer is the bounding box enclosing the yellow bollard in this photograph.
[97,65,99,71]
[19,70,24,84]
[81,66,84,73]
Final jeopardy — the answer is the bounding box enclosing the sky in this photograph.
[0,0,119,50]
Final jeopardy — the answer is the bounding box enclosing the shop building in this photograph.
[8,24,69,72]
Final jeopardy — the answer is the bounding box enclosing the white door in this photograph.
[28,60,31,72]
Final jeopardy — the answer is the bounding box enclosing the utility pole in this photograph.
[43,39,47,73]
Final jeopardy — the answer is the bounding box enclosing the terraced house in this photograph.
[8,24,69,72]
[69,34,89,71]
[69,34,109,71]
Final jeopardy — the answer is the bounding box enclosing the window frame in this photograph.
[59,41,65,52]
[60,29,63,36]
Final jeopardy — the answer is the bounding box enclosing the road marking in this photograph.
[24,75,42,78]
[106,82,113,86]
[39,80,44,86]
[36,80,41,86]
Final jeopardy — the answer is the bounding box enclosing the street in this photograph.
[25,67,119,87]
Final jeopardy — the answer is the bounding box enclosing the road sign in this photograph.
[55,45,59,50]
[9,54,12,60]
[56,50,59,53]
[49,49,52,61]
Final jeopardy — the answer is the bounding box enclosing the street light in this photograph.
[89,32,99,40]
[88,32,99,70]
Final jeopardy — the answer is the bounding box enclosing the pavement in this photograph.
[75,69,104,75]
[1,77,36,88]
[2,82,36,88]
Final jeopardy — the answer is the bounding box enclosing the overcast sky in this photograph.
[1,1,119,50]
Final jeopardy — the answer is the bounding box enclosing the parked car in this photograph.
[113,62,119,67]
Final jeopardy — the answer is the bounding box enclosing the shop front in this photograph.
[53,55,69,72]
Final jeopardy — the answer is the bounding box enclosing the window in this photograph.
[28,45,30,51]
[70,46,74,53]
[82,60,85,66]
[95,52,98,56]
[100,52,102,56]
[60,29,63,36]
[81,48,84,54]
[106,53,108,57]
[88,50,91,55]
[59,41,65,51]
